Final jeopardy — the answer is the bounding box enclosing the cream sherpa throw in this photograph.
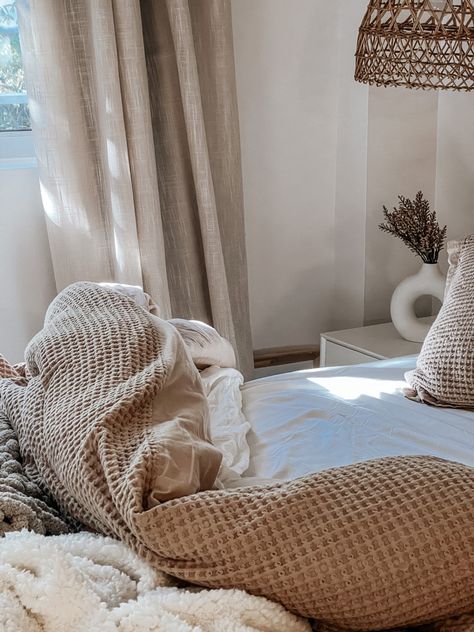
[0,283,473,631]
[0,530,309,632]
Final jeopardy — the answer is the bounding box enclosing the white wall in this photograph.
[232,0,474,350]
[0,167,56,362]
[435,92,474,248]
[232,0,340,350]
[364,87,439,323]
[332,1,369,331]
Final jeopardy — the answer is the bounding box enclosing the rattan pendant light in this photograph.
[355,0,474,90]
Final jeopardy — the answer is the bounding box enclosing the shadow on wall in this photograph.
[250,263,334,351]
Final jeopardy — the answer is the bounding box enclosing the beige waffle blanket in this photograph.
[0,283,473,632]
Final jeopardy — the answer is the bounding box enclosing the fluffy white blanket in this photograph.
[0,530,310,632]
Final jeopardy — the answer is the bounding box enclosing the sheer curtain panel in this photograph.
[17,0,253,376]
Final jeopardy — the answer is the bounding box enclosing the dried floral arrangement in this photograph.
[379,191,447,264]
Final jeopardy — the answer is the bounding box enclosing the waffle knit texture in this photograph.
[406,236,474,408]
[0,409,69,537]
[0,283,473,631]
[0,355,69,537]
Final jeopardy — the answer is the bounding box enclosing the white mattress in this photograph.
[242,356,474,481]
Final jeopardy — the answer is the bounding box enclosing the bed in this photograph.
[241,356,474,481]
[1,284,472,632]
[200,354,473,489]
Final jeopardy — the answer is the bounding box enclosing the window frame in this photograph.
[0,128,36,170]
[0,1,36,169]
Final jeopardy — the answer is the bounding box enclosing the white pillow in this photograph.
[169,319,236,369]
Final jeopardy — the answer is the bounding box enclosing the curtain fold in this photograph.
[17,0,253,377]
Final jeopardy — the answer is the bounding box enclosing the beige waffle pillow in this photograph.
[406,235,474,408]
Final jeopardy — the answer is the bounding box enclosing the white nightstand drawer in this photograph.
[320,320,427,369]
[322,340,377,367]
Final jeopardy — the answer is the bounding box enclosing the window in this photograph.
[0,0,35,169]
[0,0,30,132]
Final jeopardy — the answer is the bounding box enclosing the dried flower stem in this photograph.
[379,191,447,264]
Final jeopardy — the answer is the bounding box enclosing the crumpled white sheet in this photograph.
[0,530,310,632]
[199,366,253,487]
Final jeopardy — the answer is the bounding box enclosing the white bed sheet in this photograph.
[200,366,251,487]
[242,356,474,481]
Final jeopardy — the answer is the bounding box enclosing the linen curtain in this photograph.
[17,0,253,377]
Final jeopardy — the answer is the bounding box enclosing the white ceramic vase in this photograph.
[390,263,445,343]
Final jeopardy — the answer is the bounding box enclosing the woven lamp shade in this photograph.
[355,0,474,90]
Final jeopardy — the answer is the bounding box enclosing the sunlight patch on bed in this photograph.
[306,376,407,400]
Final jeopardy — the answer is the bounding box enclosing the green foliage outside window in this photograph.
[0,1,30,131]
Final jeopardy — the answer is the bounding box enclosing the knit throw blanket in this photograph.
[0,403,68,537]
[0,283,473,632]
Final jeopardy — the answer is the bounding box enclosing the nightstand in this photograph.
[320,320,431,368]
